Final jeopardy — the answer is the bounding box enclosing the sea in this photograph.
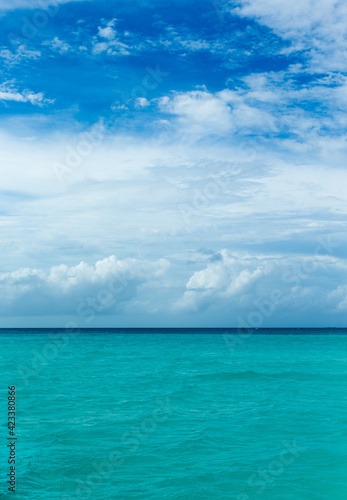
[0,328,346,499]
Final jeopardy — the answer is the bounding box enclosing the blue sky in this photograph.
[0,0,347,327]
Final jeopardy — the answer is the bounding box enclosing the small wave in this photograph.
[196,370,265,381]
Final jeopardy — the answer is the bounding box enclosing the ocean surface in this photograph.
[0,329,347,499]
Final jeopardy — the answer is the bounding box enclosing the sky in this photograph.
[0,0,346,328]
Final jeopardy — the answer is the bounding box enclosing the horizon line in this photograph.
[0,327,346,331]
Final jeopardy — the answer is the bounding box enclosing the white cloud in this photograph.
[0,45,41,64]
[233,0,347,71]
[0,119,346,272]
[92,18,130,56]
[0,133,345,325]
[0,255,170,316]
[98,18,117,40]
[1,0,346,327]
[0,0,93,10]
[0,78,346,325]
[92,41,108,54]
[329,285,347,311]
[158,90,233,135]
[43,36,71,54]
[1,247,346,325]
[157,68,347,144]
[158,88,277,136]
[0,82,53,106]
[92,39,130,56]
[175,249,347,322]
[135,97,150,109]
[157,25,213,54]
[88,18,226,58]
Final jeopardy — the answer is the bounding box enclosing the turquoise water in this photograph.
[0,329,347,499]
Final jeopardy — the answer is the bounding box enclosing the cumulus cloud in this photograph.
[158,87,278,137]
[158,90,233,135]
[174,249,347,324]
[0,255,170,316]
[2,248,346,325]
[175,250,272,312]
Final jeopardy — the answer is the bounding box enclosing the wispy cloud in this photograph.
[232,0,347,72]
[0,81,54,105]
[98,18,117,40]
[92,18,130,56]
[0,45,41,64]
[0,0,93,11]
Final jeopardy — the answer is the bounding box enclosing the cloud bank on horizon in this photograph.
[0,0,346,327]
